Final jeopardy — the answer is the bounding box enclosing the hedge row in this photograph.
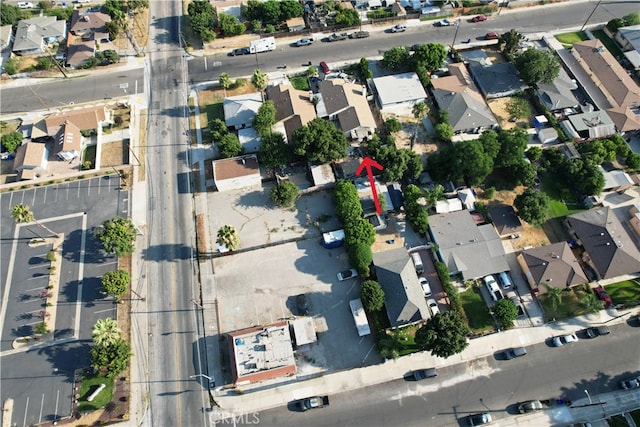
[434,261,466,319]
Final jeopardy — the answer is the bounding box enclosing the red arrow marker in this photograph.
[355,157,384,214]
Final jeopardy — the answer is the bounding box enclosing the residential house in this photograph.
[629,203,640,240]
[468,61,527,99]
[435,198,463,214]
[567,110,616,139]
[13,142,49,180]
[428,210,509,280]
[266,84,316,143]
[535,67,579,112]
[212,154,261,192]
[372,248,430,328]
[600,166,634,192]
[489,205,523,237]
[12,17,67,55]
[285,17,305,32]
[31,105,109,141]
[606,105,640,133]
[65,40,95,68]
[517,242,588,294]
[372,72,428,113]
[431,63,497,134]
[316,79,376,141]
[565,207,640,279]
[615,24,640,69]
[227,321,296,385]
[69,10,111,41]
[223,93,262,130]
[0,25,13,52]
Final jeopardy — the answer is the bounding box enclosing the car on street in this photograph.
[620,375,640,389]
[326,32,348,42]
[427,298,440,316]
[485,31,500,40]
[337,268,358,281]
[349,31,370,39]
[467,412,492,426]
[434,19,452,27]
[295,396,330,411]
[295,38,314,47]
[498,346,527,360]
[419,277,432,297]
[471,15,488,22]
[228,47,250,56]
[585,325,610,338]
[593,285,613,307]
[319,61,331,75]
[407,368,437,381]
[389,24,407,33]
[518,400,544,413]
[296,294,309,315]
[552,333,578,347]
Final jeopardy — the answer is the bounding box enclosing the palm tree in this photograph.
[579,291,604,314]
[216,225,239,251]
[219,73,232,97]
[11,204,58,237]
[543,284,563,316]
[251,69,268,92]
[92,318,122,347]
[411,101,427,147]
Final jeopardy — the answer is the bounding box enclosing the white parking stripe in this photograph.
[66,183,70,200]
[8,191,14,207]
[73,213,88,337]
[43,186,47,204]
[38,393,45,423]
[94,308,115,314]
[31,188,36,206]
[54,184,58,203]
[20,191,25,204]
[77,184,81,198]
[22,396,29,427]
[26,275,48,281]
[87,179,91,196]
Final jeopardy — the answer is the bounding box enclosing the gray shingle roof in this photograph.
[13,16,66,53]
[432,89,497,132]
[536,67,579,111]
[468,62,527,99]
[519,242,588,290]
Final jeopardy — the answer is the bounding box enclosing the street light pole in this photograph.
[584,389,592,404]
[580,0,602,32]
[451,19,461,53]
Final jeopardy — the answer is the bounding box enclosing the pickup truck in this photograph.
[326,33,348,42]
[296,396,330,411]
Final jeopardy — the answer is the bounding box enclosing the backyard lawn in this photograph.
[460,286,495,334]
[290,75,310,91]
[605,279,640,305]
[76,374,115,412]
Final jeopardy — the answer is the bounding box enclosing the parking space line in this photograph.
[38,393,45,424]
[25,286,45,292]
[53,390,59,424]
[29,264,47,269]
[54,184,58,203]
[99,261,118,268]
[25,320,43,326]
[31,188,36,206]
[26,275,48,281]
[87,179,91,196]
[43,186,47,204]
[65,183,70,200]
[8,191,14,207]
[94,308,115,315]
[77,184,81,198]
[22,396,29,427]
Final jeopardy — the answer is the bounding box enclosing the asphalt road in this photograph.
[230,323,640,427]
[186,0,639,82]
[141,2,209,426]
[0,69,143,115]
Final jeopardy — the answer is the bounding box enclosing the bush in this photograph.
[361,280,385,312]
[269,180,299,208]
[434,261,465,317]
[46,251,56,262]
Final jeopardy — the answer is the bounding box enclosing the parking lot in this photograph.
[0,175,127,425]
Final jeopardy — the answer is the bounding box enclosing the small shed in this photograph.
[286,17,305,32]
[290,318,317,346]
[310,163,336,187]
[436,198,463,214]
[238,127,261,154]
[537,127,558,144]
[458,188,476,211]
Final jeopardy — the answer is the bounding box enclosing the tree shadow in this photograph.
[142,244,193,262]
[558,371,614,401]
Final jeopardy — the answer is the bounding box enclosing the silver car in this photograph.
[552,334,578,347]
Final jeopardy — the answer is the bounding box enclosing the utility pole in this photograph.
[580,0,602,32]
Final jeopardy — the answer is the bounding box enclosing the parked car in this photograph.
[434,19,452,27]
[518,400,544,413]
[17,2,34,8]
[471,15,488,22]
[467,412,492,426]
[326,32,348,42]
[408,368,437,381]
[349,31,370,39]
[295,396,330,411]
[485,31,500,40]
[620,375,640,390]
[419,277,432,297]
[552,334,578,347]
[585,325,610,338]
[593,285,613,307]
[427,299,440,316]
[319,61,331,75]
[389,24,407,33]
[498,346,527,360]
[337,268,358,281]
[296,294,309,315]
[295,38,314,47]
[228,47,250,56]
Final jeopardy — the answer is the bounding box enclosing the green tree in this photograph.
[360,280,385,312]
[11,204,58,237]
[1,131,23,154]
[515,49,560,85]
[251,69,268,91]
[279,0,304,20]
[404,184,429,236]
[216,225,239,251]
[36,57,55,70]
[415,310,470,358]
[258,132,289,169]
[479,129,500,160]
[623,12,640,26]
[208,118,228,142]
[219,72,232,97]
[335,7,360,26]
[514,188,549,226]
[495,128,529,168]
[334,180,362,222]
[91,339,131,378]
[385,117,402,133]
[259,0,281,24]
[3,57,18,75]
[128,0,149,11]
[570,158,605,196]
[96,217,137,256]
[358,57,372,80]
[218,13,245,37]
[505,97,530,122]
[349,242,373,277]
[525,146,542,162]
[187,0,218,41]
[291,118,348,164]
[579,291,604,314]
[453,140,494,186]
[544,285,562,313]
[606,18,626,33]
[253,100,276,135]
[0,3,22,26]
[435,122,454,142]
[101,269,130,301]
[500,29,525,58]
[269,180,299,208]
[381,47,410,71]
[345,216,376,247]
[218,133,243,158]
[511,160,537,187]
[92,318,122,347]
[626,153,640,170]
[493,298,518,328]
[411,43,446,71]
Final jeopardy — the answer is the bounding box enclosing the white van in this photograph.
[484,275,503,302]
[498,272,513,290]
[411,252,424,274]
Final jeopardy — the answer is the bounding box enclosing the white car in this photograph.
[552,334,578,347]
[17,2,34,8]
[427,299,440,316]
[389,24,406,33]
[295,38,313,47]
[337,269,358,281]
[419,277,431,297]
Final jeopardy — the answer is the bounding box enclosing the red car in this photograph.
[593,285,613,307]
[485,32,499,40]
[471,15,487,22]
[319,61,331,75]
